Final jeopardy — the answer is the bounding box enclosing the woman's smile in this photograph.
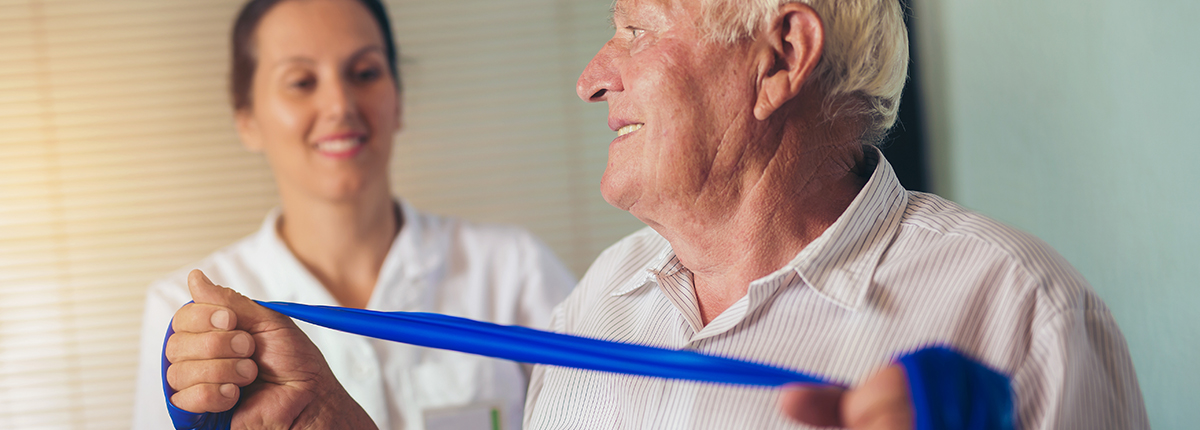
[313,132,368,158]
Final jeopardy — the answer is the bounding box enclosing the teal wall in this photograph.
[913,0,1200,427]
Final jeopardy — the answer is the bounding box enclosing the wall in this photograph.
[0,0,633,427]
[913,0,1200,427]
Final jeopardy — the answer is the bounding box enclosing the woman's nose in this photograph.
[318,76,357,119]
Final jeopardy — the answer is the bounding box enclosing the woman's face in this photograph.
[237,0,400,202]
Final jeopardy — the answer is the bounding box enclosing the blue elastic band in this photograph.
[899,346,1015,430]
[256,301,830,387]
[162,301,1012,430]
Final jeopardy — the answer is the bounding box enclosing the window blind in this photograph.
[0,0,637,428]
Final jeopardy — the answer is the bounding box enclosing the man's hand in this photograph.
[165,269,377,429]
[779,365,913,430]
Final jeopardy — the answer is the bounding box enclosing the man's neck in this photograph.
[650,130,868,325]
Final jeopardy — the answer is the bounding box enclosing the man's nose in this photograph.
[577,41,622,102]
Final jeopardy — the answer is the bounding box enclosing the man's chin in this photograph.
[599,178,628,209]
[602,196,633,212]
[602,190,658,231]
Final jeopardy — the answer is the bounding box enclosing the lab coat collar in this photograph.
[253,198,447,308]
[387,197,447,282]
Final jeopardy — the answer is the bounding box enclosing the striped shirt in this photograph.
[524,147,1148,429]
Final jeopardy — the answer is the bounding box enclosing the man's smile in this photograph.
[617,123,644,137]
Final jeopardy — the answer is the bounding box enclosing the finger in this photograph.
[188,269,290,332]
[166,330,255,362]
[167,358,258,391]
[172,302,238,333]
[170,382,241,413]
[779,384,846,427]
[843,365,913,430]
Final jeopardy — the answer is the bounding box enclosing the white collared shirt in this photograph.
[524,147,1148,430]
[133,199,575,430]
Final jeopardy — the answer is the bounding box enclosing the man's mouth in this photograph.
[617,123,643,137]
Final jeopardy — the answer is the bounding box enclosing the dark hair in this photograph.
[229,0,401,110]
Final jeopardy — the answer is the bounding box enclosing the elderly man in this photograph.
[166,0,1148,428]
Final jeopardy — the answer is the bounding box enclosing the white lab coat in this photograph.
[132,199,576,430]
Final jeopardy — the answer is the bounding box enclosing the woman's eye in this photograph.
[289,77,315,90]
[354,68,381,82]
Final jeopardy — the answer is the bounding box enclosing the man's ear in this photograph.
[234,108,264,152]
[754,3,824,120]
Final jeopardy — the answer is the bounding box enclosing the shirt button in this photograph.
[355,344,375,378]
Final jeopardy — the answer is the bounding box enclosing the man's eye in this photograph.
[627,27,644,39]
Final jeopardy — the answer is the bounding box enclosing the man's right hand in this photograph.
[165,269,377,429]
[779,365,914,430]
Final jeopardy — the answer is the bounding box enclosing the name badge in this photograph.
[424,402,504,430]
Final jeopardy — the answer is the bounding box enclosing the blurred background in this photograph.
[0,0,1196,428]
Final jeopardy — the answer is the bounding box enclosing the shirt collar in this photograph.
[785,146,908,311]
[611,235,679,296]
[609,146,908,312]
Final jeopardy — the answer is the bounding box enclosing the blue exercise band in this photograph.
[162,301,1013,429]
[899,347,1015,430]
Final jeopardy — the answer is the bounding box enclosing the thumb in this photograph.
[187,269,237,305]
[779,384,847,427]
[187,269,284,331]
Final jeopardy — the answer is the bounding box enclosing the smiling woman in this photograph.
[128,0,586,429]
[0,0,637,428]
[231,0,401,217]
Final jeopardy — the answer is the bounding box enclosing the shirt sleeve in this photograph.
[514,231,577,330]
[131,277,192,430]
[1012,298,1149,429]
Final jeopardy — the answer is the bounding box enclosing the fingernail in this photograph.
[210,310,231,330]
[231,333,251,355]
[236,359,256,379]
[219,383,238,399]
[199,271,214,285]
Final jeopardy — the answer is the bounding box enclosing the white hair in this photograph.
[701,0,909,143]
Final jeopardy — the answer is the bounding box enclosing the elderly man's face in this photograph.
[578,0,759,222]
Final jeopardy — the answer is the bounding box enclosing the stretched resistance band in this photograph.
[162,301,1013,430]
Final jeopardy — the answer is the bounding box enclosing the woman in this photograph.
[130,0,575,428]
